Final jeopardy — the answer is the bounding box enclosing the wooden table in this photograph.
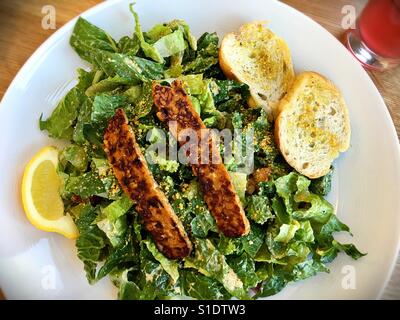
[0,0,399,300]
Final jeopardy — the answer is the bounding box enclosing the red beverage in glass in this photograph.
[359,0,400,58]
[345,0,400,70]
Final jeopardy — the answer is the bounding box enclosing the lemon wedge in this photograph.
[21,146,79,239]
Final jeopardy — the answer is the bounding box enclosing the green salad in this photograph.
[39,4,365,300]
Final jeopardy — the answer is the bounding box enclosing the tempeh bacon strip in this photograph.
[152,80,250,237]
[104,108,192,259]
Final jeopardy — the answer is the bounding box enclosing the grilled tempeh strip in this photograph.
[104,108,192,259]
[152,80,250,237]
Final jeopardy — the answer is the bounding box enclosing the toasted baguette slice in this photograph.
[219,22,294,118]
[275,72,351,179]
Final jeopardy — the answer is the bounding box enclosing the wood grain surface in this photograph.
[0,0,399,300]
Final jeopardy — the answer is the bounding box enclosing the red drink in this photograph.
[345,0,400,70]
[359,0,400,58]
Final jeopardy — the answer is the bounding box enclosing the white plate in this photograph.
[0,0,399,300]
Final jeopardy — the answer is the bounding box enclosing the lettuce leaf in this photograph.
[184,239,247,299]
[274,221,300,243]
[137,244,177,299]
[59,144,89,173]
[180,270,230,300]
[331,240,366,260]
[241,224,264,258]
[117,273,142,300]
[213,80,249,105]
[146,24,173,42]
[92,158,121,199]
[91,93,128,124]
[183,32,219,74]
[101,194,133,221]
[227,253,259,290]
[73,99,93,144]
[228,171,247,203]
[96,232,137,280]
[185,185,217,238]
[167,20,197,50]
[153,29,186,58]
[64,171,106,199]
[125,81,154,118]
[181,74,207,95]
[310,168,333,196]
[275,172,334,224]
[117,35,140,56]
[85,75,131,97]
[246,194,273,225]
[255,273,287,298]
[198,82,226,129]
[313,213,352,253]
[147,151,180,173]
[129,4,164,63]
[144,239,180,284]
[39,69,93,140]
[292,191,333,224]
[97,215,128,247]
[296,221,315,243]
[191,209,217,238]
[93,51,164,84]
[74,204,107,283]
[291,260,329,281]
[70,17,118,64]
[217,236,243,256]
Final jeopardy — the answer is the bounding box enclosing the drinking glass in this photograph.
[344,0,400,70]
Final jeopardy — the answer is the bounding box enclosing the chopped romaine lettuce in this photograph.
[101,194,133,221]
[228,171,247,203]
[184,238,248,299]
[153,29,186,58]
[310,167,333,196]
[91,94,128,124]
[241,224,264,258]
[64,171,106,199]
[129,4,164,63]
[274,221,300,243]
[97,215,127,247]
[85,75,131,97]
[59,144,89,173]
[183,32,219,74]
[227,253,259,290]
[92,51,164,84]
[144,239,180,284]
[38,7,366,300]
[167,20,197,50]
[180,270,229,300]
[118,35,140,56]
[70,17,118,65]
[74,204,108,283]
[39,69,93,140]
[96,233,137,280]
[246,195,273,225]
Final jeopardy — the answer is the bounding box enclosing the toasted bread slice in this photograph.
[219,22,294,118]
[275,72,351,179]
[152,80,250,237]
